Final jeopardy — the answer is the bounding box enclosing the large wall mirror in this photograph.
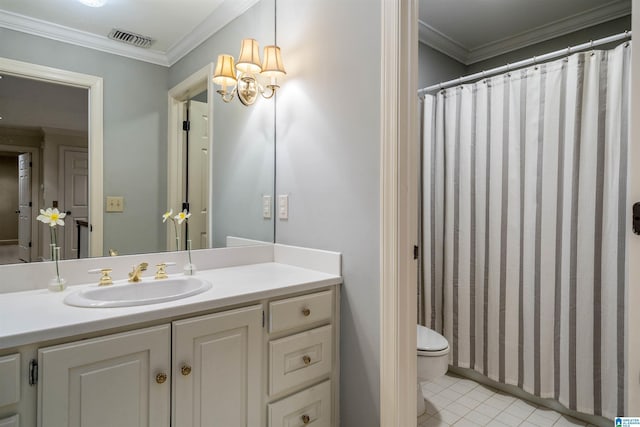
[0,0,276,266]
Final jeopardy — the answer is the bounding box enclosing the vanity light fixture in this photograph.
[212,38,286,106]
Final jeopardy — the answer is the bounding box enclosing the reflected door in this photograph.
[17,153,31,262]
[186,100,209,249]
[61,149,88,259]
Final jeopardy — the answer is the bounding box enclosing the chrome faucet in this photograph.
[128,262,148,283]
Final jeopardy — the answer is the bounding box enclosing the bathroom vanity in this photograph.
[0,244,341,427]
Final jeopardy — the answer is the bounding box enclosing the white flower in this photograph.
[162,209,174,223]
[36,208,66,227]
[174,209,191,224]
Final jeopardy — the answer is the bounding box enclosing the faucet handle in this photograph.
[88,268,113,286]
[155,262,176,280]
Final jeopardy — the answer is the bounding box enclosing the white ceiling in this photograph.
[419,0,631,64]
[0,0,261,66]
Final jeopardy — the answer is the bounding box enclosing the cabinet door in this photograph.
[38,325,171,427]
[173,304,263,427]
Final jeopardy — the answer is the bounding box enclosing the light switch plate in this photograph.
[262,195,272,219]
[106,196,124,212]
[278,195,289,220]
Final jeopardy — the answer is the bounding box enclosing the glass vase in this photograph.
[48,246,66,292]
[183,239,196,275]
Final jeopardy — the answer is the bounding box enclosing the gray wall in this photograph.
[0,28,168,256]
[275,0,381,425]
[168,0,275,248]
[418,42,466,89]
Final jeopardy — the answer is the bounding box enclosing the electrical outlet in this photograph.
[106,196,124,213]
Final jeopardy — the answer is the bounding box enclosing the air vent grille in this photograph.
[108,28,154,49]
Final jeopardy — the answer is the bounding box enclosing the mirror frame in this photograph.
[0,57,103,257]
[167,62,215,250]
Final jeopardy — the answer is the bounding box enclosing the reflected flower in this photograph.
[162,209,174,223]
[37,208,66,227]
[175,210,191,224]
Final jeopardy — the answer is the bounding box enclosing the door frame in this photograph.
[0,144,40,261]
[167,63,215,251]
[0,57,103,257]
[380,0,418,425]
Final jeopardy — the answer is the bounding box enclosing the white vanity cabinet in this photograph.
[172,304,263,427]
[37,325,171,427]
[0,282,340,427]
[266,289,338,427]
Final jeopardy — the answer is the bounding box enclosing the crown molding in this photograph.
[418,19,469,64]
[420,0,631,65]
[166,0,260,66]
[0,10,170,66]
[467,0,632,64]
[0,0,261,68]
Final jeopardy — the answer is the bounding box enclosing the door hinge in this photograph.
[182,202,190,212]
[28,241,32,248]
[413,245,419,260]
[29,202,32,207]
[182,120,190,131]
[262,311,265,328]
[29,161,32,167]
[29,359,38,385]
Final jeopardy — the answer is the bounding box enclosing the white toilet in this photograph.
[417,324,450,416]
[417,324,450,381]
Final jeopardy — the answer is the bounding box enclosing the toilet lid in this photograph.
[417,325,448,351]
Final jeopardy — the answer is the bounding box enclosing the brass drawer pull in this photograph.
[181,365,192,376]
[301,414,310,424]
[155,372,167,384]
[302,308,311,317]
[302,355,311,365]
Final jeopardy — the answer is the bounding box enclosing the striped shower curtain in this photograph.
[421,42,630,419]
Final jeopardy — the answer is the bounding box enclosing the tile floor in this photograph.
[418,373,601,427]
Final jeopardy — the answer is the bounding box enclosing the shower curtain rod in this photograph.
[417,30,632,96]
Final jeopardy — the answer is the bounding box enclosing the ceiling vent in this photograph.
[108,29,154,49]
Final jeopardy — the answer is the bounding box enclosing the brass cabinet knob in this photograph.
[302,355,311,365]
[181,365,192,376]
[302,308,311,317]
[155,373,167,384]
[301,414,310,424]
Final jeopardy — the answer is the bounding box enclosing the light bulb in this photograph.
[76,0,107,7]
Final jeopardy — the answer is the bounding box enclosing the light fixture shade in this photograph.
[261,45,286,78]
[236,39,262,74]
[212,54,237,87]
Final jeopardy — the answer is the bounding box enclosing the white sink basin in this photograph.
[64,276,212,308]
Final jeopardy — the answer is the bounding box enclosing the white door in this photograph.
[17,153,31,262]
[38,325,171,427]
[172,305,263,427]
[61,149,88,259]
[186,100,210,249]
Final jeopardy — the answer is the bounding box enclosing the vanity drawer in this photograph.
[0,415,19,427]
[269,325,332,395]
[268,380,331,427]
[0,354,20,407]
[269,290,333,333]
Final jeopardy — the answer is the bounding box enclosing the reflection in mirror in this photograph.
[0,0,276,266]
[0,74,88,265]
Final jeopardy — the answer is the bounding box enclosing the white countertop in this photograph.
[0,262,341,350]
